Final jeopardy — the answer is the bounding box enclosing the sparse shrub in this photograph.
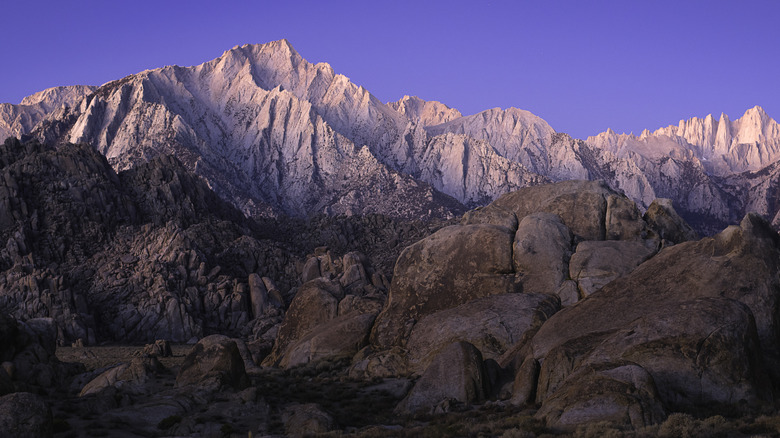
[658,413,696,438]
[573,421,624,438]
[52,416,72,433]
[739,414,780,435]
[221,423,235,436]
[157,414,182,430]
[501,428,536,438]
[696,414,734,436]
[508,415,547,435]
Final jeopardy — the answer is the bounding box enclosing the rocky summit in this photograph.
[1,39,780,437]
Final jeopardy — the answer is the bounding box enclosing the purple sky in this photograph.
[2,0,778,140]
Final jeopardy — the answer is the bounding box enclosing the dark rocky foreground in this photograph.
[3,138,780,437]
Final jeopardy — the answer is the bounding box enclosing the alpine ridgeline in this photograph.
[4,40,780,233]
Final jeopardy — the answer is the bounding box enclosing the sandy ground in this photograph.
[56,344,192,372]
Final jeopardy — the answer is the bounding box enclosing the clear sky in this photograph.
[2,0,778,140]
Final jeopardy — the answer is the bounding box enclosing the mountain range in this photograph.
[3,39,779,234]
[6,39,780,436]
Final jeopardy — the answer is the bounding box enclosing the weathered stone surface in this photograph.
[101,392,200,435]
[141,339,172,358]
[340,252,369,290]
[248,273,268,318]
[568,240,656,297]
[592,298,769,409]
[536,297,771,413]
[405,293,559,374]
[555,280,580,307]
[460,204,518,231]
[605,194,647,240]
[510,357,540,406]
[337,295,384,317]
[301,257,322,283]
[371,224,519,349]
[279,312,376,369]
[263,280,340,366]
[79,363,132,397]
[513,213,573,294]
[528,215,780,421]
[396,342,488,414]
[283,403,336,436]
[643,198,698,244]
[487,180,614,240]
[349,346,409,379]
[0,139,297,345]
[232,338,263,374]
[0,392,52,438]
[533,214,780,366]
[535,363,666,430]
[0,314,66,394]
[79,356,162,396]
[176,335,248,390]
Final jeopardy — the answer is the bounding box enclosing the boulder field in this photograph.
[2,140,780,434]
[249,178,780,431]
[351,180,776,431]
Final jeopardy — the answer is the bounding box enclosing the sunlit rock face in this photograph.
[3,40,780,233]
[0,85,96,141]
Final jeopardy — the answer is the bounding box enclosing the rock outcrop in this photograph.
[0,138,297,345]
[370,223,520,350]
[518,213,780,428]
[176,335,248,390]
[263,250,387,368]
[0,314,68,395]
[404,293,558,375]
[283,403,337,436]
[534,363,666,429]
[358,181,780,429]
[395,342,489,414]
[371,180,682,352]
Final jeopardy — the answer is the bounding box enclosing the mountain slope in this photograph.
[6,40,780,233]
[36,42,463,219]
[587,106,780,176]
[23,40,551,216]
[0,85,95,141]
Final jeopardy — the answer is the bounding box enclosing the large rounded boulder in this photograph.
[520,213,780,428]
[176,335,248,390]
[371,180,671,352]
[370,224,519,349]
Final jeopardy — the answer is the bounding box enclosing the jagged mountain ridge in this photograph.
[585,107,780,232]
[0,85,96,141]
[4,39,780,232]
[587,106,780,176]
[29,41,472,219]
[21,41,551,217]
